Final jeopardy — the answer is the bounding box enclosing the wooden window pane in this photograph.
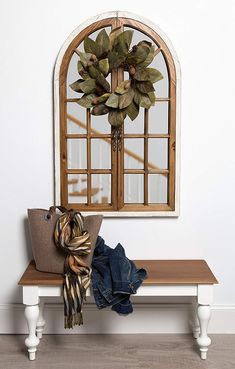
[148,174,168,203]
[124,174,144,203]
[67,103,87,134]
[91,174,111,204]
[124,139,144,169]
[148,138,168,170]
[67,139,87,169]
[91,139,111,169]
[148,102,169,134]
[68,174,87,204]
[90,114,111,135]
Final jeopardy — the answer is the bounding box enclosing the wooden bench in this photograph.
[19,259,218,361]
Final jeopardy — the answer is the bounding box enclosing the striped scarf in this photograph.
[54,210,91,329]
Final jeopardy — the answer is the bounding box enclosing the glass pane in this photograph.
[90,113,111,134]
[124,174,144,203]
[67,139,87,169]
[67,103,86,134]
[148,174,168,203]
[91,139,111,169]
[124,108,144,134]
[150,52,169,97]
[148,138,168,170]
[123,26,168,97]
[68,174,87,204]
[124,139,144,169]
[67,53,80,99]
[124,26,159,49]
[148,102,169,134]
[91,174,111,204]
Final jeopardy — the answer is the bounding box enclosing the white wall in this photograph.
[0,0,235,331]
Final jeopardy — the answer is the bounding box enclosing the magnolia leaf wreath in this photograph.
[70,27,163,127]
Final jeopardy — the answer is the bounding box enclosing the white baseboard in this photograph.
[0,303,235,334]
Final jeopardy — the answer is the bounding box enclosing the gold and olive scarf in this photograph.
[54,210,91,328]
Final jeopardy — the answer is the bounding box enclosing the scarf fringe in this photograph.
[54,210,91,329]
[64,312,83,329]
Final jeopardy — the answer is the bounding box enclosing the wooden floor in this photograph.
[0,334,234,369]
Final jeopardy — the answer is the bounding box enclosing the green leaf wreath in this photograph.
[70,27,163,127]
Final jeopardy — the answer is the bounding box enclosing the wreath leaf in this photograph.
[138,45,155,68]
[108,110,126,127]
[79,79,97,94]
[96,29,110,55]
[109,26,122,48]
[91,103,109,116]
[77,51,93,67]
[84,37,101,56]
[136,81,155,94]
[148,91,157,105]
[115,80,131,94]
[114,30,134,55]
[125,102,139,121]
[94,93,111,104]
[77,61,90,80]
[127,45,149,65]
[105,93,119,108]
[88,65,110,92]
[134,68,150,81]
[70,79,84,92]
[148,68,164,83]
[77,94,96,108]
[99,58,109,76]
[133,90,152,109]
[119,89,134,109]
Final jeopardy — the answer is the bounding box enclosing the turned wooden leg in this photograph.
[36,299,45,339]
[196,304,211,359]
[191,297,200,338]
[24,304,40,360]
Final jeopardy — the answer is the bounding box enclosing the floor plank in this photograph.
[0,334,234,369]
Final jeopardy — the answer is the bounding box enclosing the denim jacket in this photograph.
[91,236,147,315]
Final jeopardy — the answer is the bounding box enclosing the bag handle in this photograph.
[46,206,71,220]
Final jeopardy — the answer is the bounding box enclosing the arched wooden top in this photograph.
[59,17,176,88]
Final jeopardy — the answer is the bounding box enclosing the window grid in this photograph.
[122,108,170,206]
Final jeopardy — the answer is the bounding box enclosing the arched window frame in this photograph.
[54,11,181,217]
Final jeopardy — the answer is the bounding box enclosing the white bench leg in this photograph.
[36,299,45,339]
[24,304,40,360]
[191,297,200,338]
[196,304,211,359]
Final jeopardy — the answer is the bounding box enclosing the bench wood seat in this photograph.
[19,259,218,286]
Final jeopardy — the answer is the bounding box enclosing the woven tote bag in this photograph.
[27,207,103,274]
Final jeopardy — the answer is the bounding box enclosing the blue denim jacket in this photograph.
[91,236,147,315]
